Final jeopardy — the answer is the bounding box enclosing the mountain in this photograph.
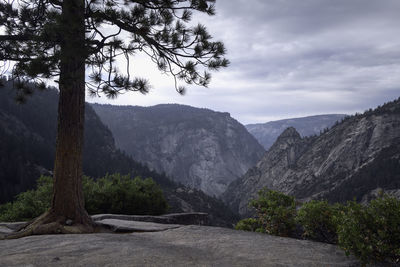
[0,79,238,226]
[223,98,400,216]
[91,103,265,197]
[246,114,346,150]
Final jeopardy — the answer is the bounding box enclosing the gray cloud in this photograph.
[91,0,400,124]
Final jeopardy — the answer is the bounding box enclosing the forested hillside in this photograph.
[0,79,156,203]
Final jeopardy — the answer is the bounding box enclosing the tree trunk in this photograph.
[50,0,91,226]
[0,0,98,240]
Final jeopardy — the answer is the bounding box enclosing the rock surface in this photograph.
[224,98,400,216]
[246,114,346,150]
[92,103,265,197]
[91,212,209,226]
[0,213,209,235]
[0,224,359,267]
[96,219,181,232]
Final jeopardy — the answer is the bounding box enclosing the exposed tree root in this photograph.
[0,211,107,240]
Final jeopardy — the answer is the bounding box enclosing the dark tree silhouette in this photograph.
[0,0,228,238]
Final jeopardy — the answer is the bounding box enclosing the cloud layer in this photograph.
[89,0,400,124]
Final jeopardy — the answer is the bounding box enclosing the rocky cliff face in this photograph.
[92,104,265,197]
[224,98,400,216]
[246,114,346,150]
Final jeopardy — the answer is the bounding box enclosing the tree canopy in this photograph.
[0,0,228,98]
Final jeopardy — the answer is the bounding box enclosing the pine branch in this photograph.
[0,34,36,42]
[0,55,33,62]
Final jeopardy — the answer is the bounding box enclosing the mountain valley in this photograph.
[1,78,400,227]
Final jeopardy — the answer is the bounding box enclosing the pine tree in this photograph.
[0,0,228,238]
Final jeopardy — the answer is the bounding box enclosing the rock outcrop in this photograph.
[0,220,358,266]
[92,104,265,197]
[246,114,346,150]
[224,98,400,216]
[91,213,209,227]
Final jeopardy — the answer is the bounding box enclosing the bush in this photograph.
[83,174,168,215]
[233,189,400,266]
[296,200,344,244]
[0,173,168,222]
[235,218,260,232]
[0,176,52,221]
[337,196,400,265]
[248,188,296,236]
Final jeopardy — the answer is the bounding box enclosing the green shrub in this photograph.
[337,196,400,265]
[249,188,296,237]
[0,176,52,221]
[235,218,260,232]
[233,189,400,266]
[83,174,168,215]
[0,173,168,222]
[296,200,345,244]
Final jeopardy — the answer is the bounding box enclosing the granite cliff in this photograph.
[224,98,400,216]
[92,104,265,197]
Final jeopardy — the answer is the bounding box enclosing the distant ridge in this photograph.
[246,114,346,150]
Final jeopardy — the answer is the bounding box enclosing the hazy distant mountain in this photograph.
[224,98,400,216]
[246,114,346,150]
[92,103,265,197]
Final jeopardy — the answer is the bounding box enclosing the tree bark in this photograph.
[50,0,91,226]
[0,0,96,240]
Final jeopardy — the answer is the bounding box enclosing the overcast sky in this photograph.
[88,0,400,124]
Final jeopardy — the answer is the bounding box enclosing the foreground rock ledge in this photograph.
[0,224,358,267]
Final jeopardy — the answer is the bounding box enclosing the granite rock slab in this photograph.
[0,225,359,267]
[96,218,181,232]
